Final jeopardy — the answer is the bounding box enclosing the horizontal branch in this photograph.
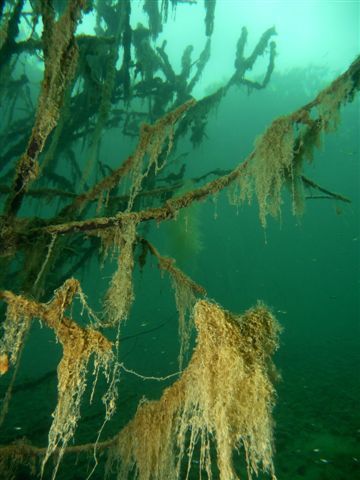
[13,34,116,55]
[38,160,248,236]
[27,56,360,238]
[0,433,114,460]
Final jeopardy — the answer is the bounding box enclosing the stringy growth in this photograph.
[95,225,125,261]
[103,218,138,327]
[0,296,31,373]
[230,74,354,224]
[107,299,280,480]
[43,325,113,479]
[241,116,295,227]
[159,256,197,370]
[8,0,85,202]
[126,99,195,211]
[171,273,195,371]
[317,76,353,131]
[140,240,206,370]
[0,280,114,480]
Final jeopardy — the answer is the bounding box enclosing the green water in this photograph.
[0,2,359,479]
[1,71,358,480]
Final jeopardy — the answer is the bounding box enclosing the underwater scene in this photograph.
[0,1,359,479]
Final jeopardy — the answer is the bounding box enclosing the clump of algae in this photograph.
[238,116,295,227]
[126,100,195,211]
[107,299,280,480]
[0,279,114,480]
[169,266,196,370]
[103,217,138,327]
[317,76,353,131]
[159,255,198,370]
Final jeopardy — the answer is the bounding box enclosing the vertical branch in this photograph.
[3,0,87,218]
[204,0,216,36]
[121,0,132,102]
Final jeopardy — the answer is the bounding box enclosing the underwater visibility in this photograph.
[0,1,359,479]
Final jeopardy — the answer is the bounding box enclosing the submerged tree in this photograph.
[0,1,358,479]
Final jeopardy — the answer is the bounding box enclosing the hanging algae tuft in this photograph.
[168,264,196,371]
[106,299,280,480]
[0,279,114,480]
[237,116,295,227]
[159,255,198,370]
[102,217,138,327]
[126,99,195,211]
